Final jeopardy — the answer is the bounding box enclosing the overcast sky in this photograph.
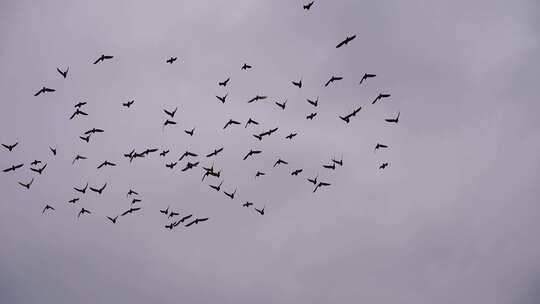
[1,0,539,303]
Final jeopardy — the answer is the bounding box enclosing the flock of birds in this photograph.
[2,2,399,231]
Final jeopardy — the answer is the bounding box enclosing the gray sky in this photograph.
[1,0,539,303]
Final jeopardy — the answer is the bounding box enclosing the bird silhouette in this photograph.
[74,101,87,108]
[179,150,198,161]
[307,174,318,185]
[90,183,107,194]
[131,198,141,205]
[255,171,266,177]
[2,142,18,151]
[159,207,169,215]
[324,76,343,87]
[306,112,317,120]
[93,54,114,64]
[18,178,34,189]
[121,207,141,216]
[68,198,79,204]
[3,163,23,173]
[224,188,236,199]
[210,181,223,192]
[97,160,116,169]
[181,161,199,172]
[185,217,209,227]
[74,182,88,194]
[275,100,287,110]
[223,119,241,129]
[385,112,400,123]
[34,86,55,96]
[30,163,47,174]
[247,95,267,103]
[323,162,336,170]
[306,96,318,107]
[274,159,288,167]
[243,201,253,207]
[291,169,303,176]
[379,163,389,169]
[69,109,88,120]
[303,1,314,10]
[245,118,259,128]
[184,127,195,136]
[372,93,391,104]
[159,150,170,157]
[339,115,351,123]
[216,93,228,103]
[84,128,104,135]
[374,143,388,152]
[179,214,193,223]
[254,207,265,216]
[142,148,158,156]
[219,77,230,86]
[359,73,376,85]
[206,147,224,158]
[168,211,179,219]
[80,135,91,143]
[57,67,69,78]
[50,146,57,155]
[313,181,331,192]
[253,134,263,141]
[292,78,302,88]
[30,160,41,166]
[78,208,91,218]
[42,204,55,214]
[107,216,118,224]
[122,100,135,108]
[166,57,177,64]
[285,132,297,140]
[243,149,262,160]
[163,107,178,118]
[332,155,343,166]
[336,35,356,48]
[163,119,177,129]
[241,63,252,70]
[165,223,174,230]
[127,189,138,197]
[165,162,177,169]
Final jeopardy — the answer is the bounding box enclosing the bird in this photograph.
[359,73,376,85]
[163,107,178,118]
[90,183,107,194]
[97,160,116,169]
[74,183,88,194]
[2,142,18,151]
[206,147,224,158]
[42,204,55,214]
[374,143,388,152]
[185,217,209,227]
[292,78,302,88]
[209,181,223,192]
[253,134,263,141]
[159,207,169,215]
[18,178,34,189]
[219,77,230,86]
[160,150,170,157]
[107,216,118,224]
[122,100,135,108]
[385,112,400,123]
[303,1,314,10]
[74,101,87,108]
[336,35,356,48]
[78,208,91,218]
[68,198,80,204]
[84,128,104,135]
[179,150,198,161]
[168,211,179,219]
[243,149,262,160]
[339,115,351,123]
[179,214,193,223]
[324,76,343,87]
[285,132,297,140]
[332,155,343,166]
[127,189,138,197]
[241,63,252,70]
[255,171,266,177]
[181,161,199,172]
[165,162,177,169]
[306,112,317,120]
[291,169,303,176]
[245,118,259,128]
[216,93,228,103]
[163,119,177,129]
[275,100,287,110]
[166,57,177,64]
[3,163,23,173]
[80,135,91,143]
[323,162,336,170]
[313,181,331,193]
[57,67,69,78]
[93,54,114,64]
[121,207,141,216]
[49,146,57,156]
[223,119,241,129]
[306,96,318,107]
[247,95,267,103]
[379,163,389,169]
[142,148,158,156]
[30,163,47,174]
[372,93,391,104]
[165,223,174,230]
[254,207,265,216]
[184,127,195,136]
[34,86,55,96]
[30,160,41,166]
[307,174,318,185]
[69,108,88,120]
[274,159,288,167]
[224,188,236,199]
[131,198,141,205]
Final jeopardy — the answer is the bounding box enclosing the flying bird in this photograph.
[74,101,87,108]
[97,160,116,169]
[245,118,259,128]
[324,76,343,87]
[78,208,91,218]
[359,73,376,85]
[93,54,114,64]
[30,160,41,166]
[209,181,223,192]
[254,207,265,216]
[107,216,118,224]
[243,201,253,207]
[34,86,55,96]
[247,95,267,103]
[323,162,336,170]
[168,211,179,219]
[181,161,199,172]
[74,182,88,194]
[374,143,388,152]
[163,107,178,118]
[292,78,302,88]
[42,204,55,214]
[219,77,230,86]
[307,174,318,185]
[336,35,356,48]
[18,178,34,189]
[68,198,80,204]
[159,206,169,215]
[372,93,391,104]
[30,163,47,174]
[385,112,400,123]
[306,112,317,120]
[163,119,177,129]
[291,169,303,176]
[243,149,262,160]
[3,163,23,173]
[223,119,241,130]
[185,217,209,227]
[332,155,343,166]
[206,147,224,158]
[69,108,88,120]
[121,207,141,216]
[160,150,170,157]
[285,132,297,140]
[131,198,141,205]
[241,63,252,70]
[224,188,236,199]
[275,100,287,110]
[379,163,389,169]
[127,189,138,197]
[165,162,177,169]
[306,96,318,107]
[303,1,314,10]
[313,181,331,193]
[49,146,57,156]
[122,100,135,108]
[216,93,228,103]
[255,171,266,177]
[57,67,69,78]
[184,127,195,136]
[166,57,178,64]
[84,128,104,135]
[89,183,107,194]
[2,142,18,151]
[80,135,91,143]
[274,159,288,168]
[179,150,198,161]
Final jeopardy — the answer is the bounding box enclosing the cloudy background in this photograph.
[0,0,539,303]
